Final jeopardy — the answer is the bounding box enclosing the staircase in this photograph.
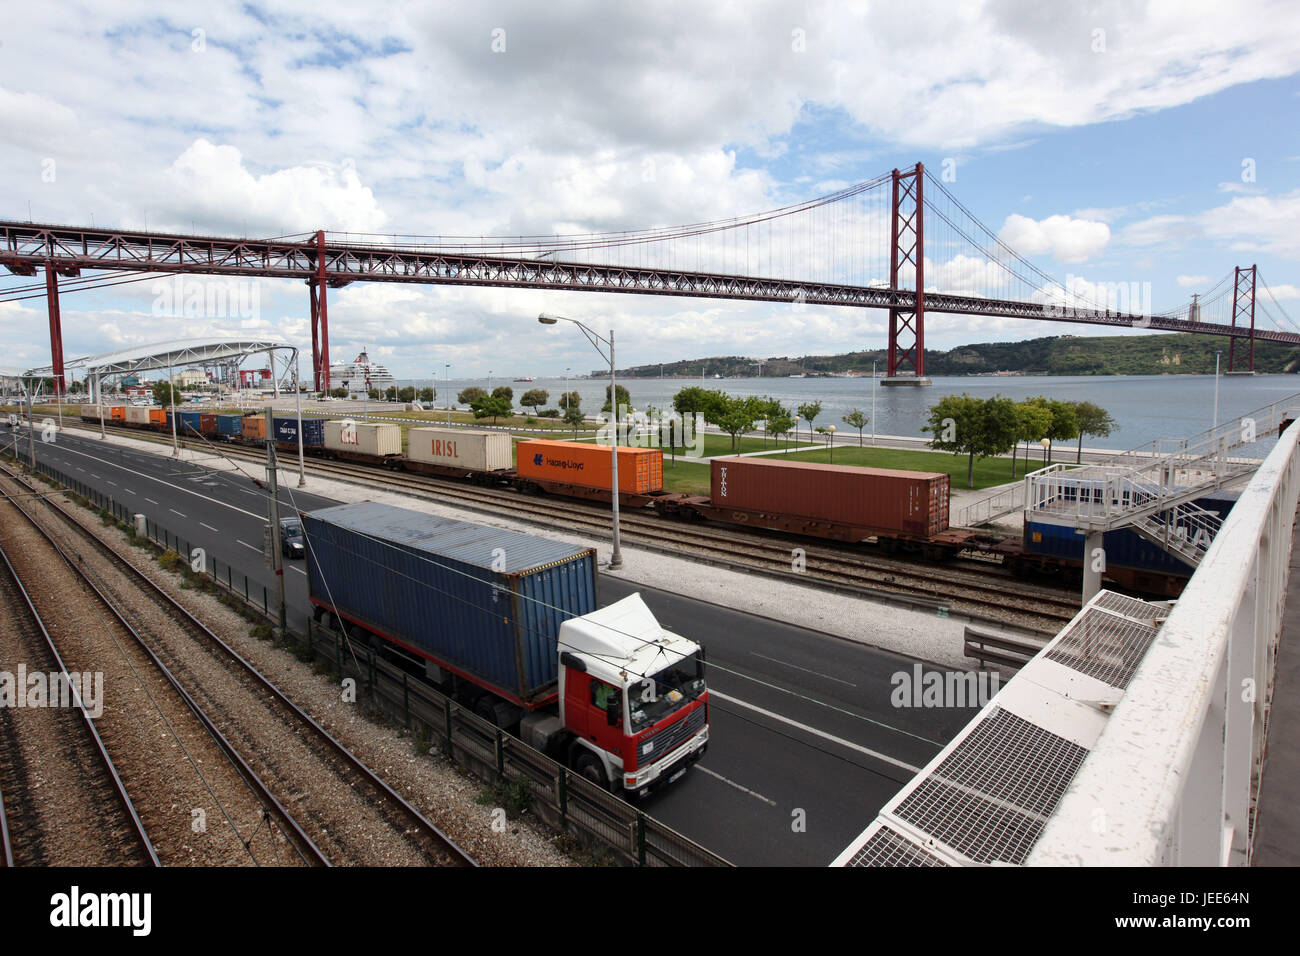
[1128,501,1224,568]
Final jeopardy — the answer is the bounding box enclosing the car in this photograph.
[280,517,306,559]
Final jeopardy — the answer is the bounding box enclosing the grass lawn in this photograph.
[777,444,1058,490]
[661,457,713,495]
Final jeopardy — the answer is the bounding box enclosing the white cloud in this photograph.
[998,213,1111,263]
[1122,190,1300,260]
[1177,274,1210,287]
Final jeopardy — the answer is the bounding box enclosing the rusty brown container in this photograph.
[241,415,266,441]
[199,413,219,436]
[710,457,949,538]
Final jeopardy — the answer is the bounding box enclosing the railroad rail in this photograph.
[0,540,158,867]
[55,420,1082,633]
[0,461,477,867]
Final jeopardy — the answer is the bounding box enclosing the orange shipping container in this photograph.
[242,415,266,440]
[109,406,126,422]
[149,409,167,425]
[515,440,662,495]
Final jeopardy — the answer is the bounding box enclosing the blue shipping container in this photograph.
[301,501,597,707]
[215,414,243,437]
[167,410,203,435]
[1025,491,1239,575]
[273,416,325,447]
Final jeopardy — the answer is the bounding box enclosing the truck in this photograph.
[301,501,709,794]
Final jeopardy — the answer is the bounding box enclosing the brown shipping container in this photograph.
[242,415,266,441]
[199,413,219,435]
[516,439,663,494]
[710,457,949,538]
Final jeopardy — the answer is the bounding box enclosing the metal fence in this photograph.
[21,452,729,867]
[1030,418,1300,866]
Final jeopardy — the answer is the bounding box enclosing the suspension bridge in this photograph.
[2,163,1297,394]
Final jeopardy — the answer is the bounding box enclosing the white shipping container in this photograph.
[80,404,102,419]
[125,406,152,425]
[406,427,512,472]
[324,420,402,457]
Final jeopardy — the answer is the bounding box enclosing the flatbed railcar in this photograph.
[77,409,1231,598]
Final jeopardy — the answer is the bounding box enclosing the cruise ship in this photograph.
[329,349,396,391]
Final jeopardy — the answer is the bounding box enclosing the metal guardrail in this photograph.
[1029,418,1300,865]
[18,452,729,867]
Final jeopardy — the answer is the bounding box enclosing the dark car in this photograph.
[280,517,306,559]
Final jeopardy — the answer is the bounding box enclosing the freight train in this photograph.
[79,405,1234,598]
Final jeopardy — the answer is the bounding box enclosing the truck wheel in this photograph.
[573,750,609,790]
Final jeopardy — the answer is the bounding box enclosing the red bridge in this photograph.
[2,163,1295,393]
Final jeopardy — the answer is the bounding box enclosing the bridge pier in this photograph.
[885,164,931,386]
[309,229,331,394]
[1227,264,1257,374]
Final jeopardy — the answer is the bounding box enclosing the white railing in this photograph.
[1029,418,1300,866]
[1129,503,1224,567]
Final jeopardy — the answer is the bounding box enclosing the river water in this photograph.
[403,373,1300,453]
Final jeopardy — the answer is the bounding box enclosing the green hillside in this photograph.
[616,333,1300,378]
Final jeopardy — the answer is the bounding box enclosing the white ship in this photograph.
[329,349,396,392]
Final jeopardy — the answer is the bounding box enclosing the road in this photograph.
[7,423,980,865]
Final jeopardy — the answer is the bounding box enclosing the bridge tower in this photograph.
[43,260,80,399]
[883,162,931,386]
[307,229,351,394]
[1226,265,1257,375]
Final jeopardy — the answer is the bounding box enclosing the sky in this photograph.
[2,0,1300,380]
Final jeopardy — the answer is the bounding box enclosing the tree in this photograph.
[384,386,398,402]
[706,394,764,452]
[1035,397,1079,464]
[520,388,549,415]
[491,385,514,403]
[152,381,181,407]
[418,387,435,403]
[756,397,787,448]
[368,389,380,400]
[398,385,416,403]
[557,390,581,411]
[842,408,868,446]
[458,386,486,405]
[470,394,512,425]
[330,387,348,398]
[768,410,796,452]
[797,401,822,443]
[923,394,1019,488]
[1011,399,1052,478]
[1072,401,1116,463]
[563,402,585,438]
[601,384,631,424]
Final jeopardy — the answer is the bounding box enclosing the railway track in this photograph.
[0,461,476,867]
[62,421,1079,632]
[0,541,158,867]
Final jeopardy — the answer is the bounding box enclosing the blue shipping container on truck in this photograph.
[1025,490,1240,574]
[301,501,597,707]
[215,414,243,437]
[273,416,325,447]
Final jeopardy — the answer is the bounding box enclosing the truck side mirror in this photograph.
[606,699,621,727]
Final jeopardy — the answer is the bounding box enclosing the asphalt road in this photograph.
[7,424,981,865]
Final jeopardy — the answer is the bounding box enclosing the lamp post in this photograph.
[791,415,799,454]
[1041,436,1051,465]
[539,312,623,571]
[871,359,877,446]
[445,364,451,426]
[1213,350,1222,432]
[828,425,836,463]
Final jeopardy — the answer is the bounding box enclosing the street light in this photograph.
[828,425,836,463]
[791,415,799,455]
[1040,436,1051,465]
[539,312,623,570]
[871,359,877,446]
[1213,350,1223,431]
[445,364,451,426]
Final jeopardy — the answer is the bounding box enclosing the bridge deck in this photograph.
[1252,511,1300,865]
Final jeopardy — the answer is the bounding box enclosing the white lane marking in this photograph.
[106,480,117,486]
[123,488,135,495]
[750,651,858,687]
[290,566,306,575]
[200,522,220,532]
[710,690,921,774]
[169,509,187,518]
[89,473,100,479]
[696,766,777,806]
[33,442,264,519]
[238,540,260,552]
[145,497,159,505]
[76,467,84,472]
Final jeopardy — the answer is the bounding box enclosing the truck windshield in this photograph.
[627,653,705,730]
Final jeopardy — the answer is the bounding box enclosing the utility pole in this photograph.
[23,379,36,474]
[264,404,287,634]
